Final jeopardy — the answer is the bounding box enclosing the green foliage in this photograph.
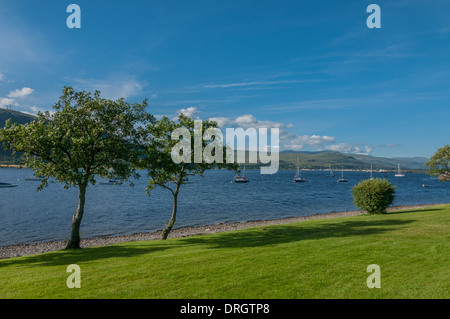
[352,178,396,214]
[140,114,238,193]
[0,87,153,189]
[138,114,238,239]
[425,145,450,178]
[0,87,154,248]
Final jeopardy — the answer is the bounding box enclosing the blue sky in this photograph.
[0,0,449,158]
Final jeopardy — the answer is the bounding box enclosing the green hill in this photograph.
[0,109,36,126]
[0,109,36,163]
[276,151,428,171]
[240,150,428,172]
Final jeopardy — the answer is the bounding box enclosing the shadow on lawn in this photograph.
[0,243,171,268]
[1,211,426,267]
[387,208,443,215]
[180,218,417,249]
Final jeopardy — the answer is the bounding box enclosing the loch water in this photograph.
[1,168,449,246]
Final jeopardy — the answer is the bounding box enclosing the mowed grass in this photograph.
[1,205,449,299]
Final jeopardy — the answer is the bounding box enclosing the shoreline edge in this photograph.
[0,203,447,259]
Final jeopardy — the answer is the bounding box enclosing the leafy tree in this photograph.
[0,87,153,249]
[425,145,450,181]
[138,114,238,240]
[352,178,396,214]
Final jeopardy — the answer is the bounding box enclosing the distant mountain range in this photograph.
[274,151,428,171]
[233,150,428,172]
[0,109,429,170]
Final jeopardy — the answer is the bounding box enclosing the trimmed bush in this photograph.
[352,178,396,214]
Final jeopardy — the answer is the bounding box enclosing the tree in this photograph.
[352,178,396,214]
[138,114,238,240]
[0,87,153,249]
[425,145,450,181]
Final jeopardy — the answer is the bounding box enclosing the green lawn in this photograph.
[1,205,449,299]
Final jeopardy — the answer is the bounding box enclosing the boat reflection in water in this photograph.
[0,182,18,188]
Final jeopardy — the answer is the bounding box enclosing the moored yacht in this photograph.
[395,164,405,177]
[293,156,307,182]
[234,165,249,183]
[337,166,348,183]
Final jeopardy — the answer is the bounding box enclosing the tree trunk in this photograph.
[66,183,87,249]
[160,178,182,240]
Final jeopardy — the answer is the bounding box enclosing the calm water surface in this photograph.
[1,168,449,246]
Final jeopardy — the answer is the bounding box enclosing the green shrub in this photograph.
[352,178,396,214]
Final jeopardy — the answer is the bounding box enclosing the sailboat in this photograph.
[326,164,335,177]
[337,166,348,182]
[369,165,374,180]
[395,164,405,177]
[294,156,306,182]
[99,167,121,185]
[234,165,249,183]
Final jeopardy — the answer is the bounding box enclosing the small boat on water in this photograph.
[234,176,249,183]
[293,156,307,182]
[0,182,18,188]
[337,166,348,183]
[395,164,405,177]
[99,179,119,185]
[234,166,249,183]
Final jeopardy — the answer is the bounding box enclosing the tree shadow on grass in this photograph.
[0,211,427,267]
[180,218,417,249]
[0,242,173,268]
[387,208,443,215]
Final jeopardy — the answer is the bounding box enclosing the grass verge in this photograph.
[1,205,449,298]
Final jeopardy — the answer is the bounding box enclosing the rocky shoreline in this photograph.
[0,203,446,259]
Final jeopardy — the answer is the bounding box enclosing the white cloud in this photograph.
[171,108,371,155]
[0,97,18,108]
[283,134,336,150]
[325,143,373,155]
[0,72,4,81]
[211,113,292,130]
[72,77,146,100]
[207,113,335,151]
[7,87,34,98]
[175,106,200,120]
[30,106,39,113]
[203,80,302,89]
[24,105,52,115]
[208,116,234,128]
